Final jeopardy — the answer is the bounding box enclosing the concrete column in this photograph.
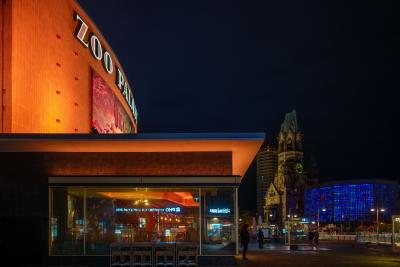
[235,187,239,255]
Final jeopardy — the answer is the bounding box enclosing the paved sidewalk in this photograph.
[235,242,400,267]
[245,242,332,251]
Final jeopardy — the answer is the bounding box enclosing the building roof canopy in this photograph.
[0,133,265,178]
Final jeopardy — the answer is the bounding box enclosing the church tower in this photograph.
[265,110,307,227]
[275,110,304,191]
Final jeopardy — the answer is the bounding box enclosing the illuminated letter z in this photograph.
[74,13,89,48]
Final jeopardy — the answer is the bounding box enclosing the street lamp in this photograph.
[370,208,385,235]
[265,212,273,225]
[317,208,326,233]
[286,213,298,247]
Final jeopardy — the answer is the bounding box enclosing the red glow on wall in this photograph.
[97,191,200,207]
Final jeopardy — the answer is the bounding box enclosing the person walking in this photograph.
[257,228,264,249]
[240,224,250,260]
[314,230,319,245]
[308,230,314,244]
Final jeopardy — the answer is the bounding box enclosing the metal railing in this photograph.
[356,233,400,245]
[319,233,356,241]
[318,232,400,247]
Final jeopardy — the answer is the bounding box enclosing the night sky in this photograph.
[78,0,400,211]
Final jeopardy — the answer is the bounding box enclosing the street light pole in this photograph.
[341,214,344,234]
[288,219,290,247]
[371,208,385,237]
[317,208,326,233]
[376,208,379,235]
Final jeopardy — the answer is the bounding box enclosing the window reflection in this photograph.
[50,188,84,255]
[201,188,236,255]
[49,187,237,256]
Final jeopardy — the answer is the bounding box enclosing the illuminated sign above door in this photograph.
[209,208,231,214]
[115,207,182,213]
[73,12,138,125]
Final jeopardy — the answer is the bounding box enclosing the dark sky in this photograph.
[77,0,400,211]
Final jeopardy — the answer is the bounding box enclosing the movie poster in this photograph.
[92,71,133,133]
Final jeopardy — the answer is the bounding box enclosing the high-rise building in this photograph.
[256,145,278,218]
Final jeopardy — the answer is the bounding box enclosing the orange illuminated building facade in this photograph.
[0,0,264,266]
[1,0,137,134]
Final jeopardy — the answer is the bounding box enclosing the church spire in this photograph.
[278,109,302,153]
[280,109,299,134]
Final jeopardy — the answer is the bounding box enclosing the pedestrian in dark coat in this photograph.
[240,224,250,260]
[314,230,319,245]
[308,230,314,243]
[257,228,264,249]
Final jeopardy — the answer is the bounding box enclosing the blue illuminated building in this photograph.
[305,180,399,223]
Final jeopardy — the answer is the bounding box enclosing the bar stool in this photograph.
[131,244,152,267]
[154,243,175,267]
[110,243,122,267]
[121,245,132,266]
[176,243,198,267]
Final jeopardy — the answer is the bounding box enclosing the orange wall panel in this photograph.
[0,152,233,177]
[43,152,232,176]
[8,0,137,133]
[0,0,3,132]
[2,0,12,133]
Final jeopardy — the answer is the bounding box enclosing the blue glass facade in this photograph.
[305,181,398,223]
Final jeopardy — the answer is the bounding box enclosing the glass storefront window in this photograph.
[85,188,200,255]
[50,187,201,255]
[201,188,236,255]
[49,186,237,256]
[49,188,84,255]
